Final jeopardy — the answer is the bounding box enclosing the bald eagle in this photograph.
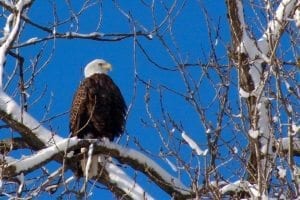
[70,59,126,178]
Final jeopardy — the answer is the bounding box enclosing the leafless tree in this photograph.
[0,0,299,199]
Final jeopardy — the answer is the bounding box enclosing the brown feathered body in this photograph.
[70,73,126,177]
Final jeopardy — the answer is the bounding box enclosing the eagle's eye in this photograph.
[98,63,103,66]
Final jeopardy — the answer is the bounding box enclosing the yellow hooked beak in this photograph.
[102,63,112,72]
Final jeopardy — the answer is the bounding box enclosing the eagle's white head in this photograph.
[84,59,112,78]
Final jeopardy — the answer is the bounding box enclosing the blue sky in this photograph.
[0,1,256,199]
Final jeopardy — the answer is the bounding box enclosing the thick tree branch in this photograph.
[3,138,192,199]
[226,0,299,196]
[0,91,62,148]
[226,0,259,184]
[93,141,192,199]
[0,89,134,197]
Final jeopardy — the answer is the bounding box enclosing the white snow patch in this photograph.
[220,180,262,198]
[281,137,300,153]
[206,128,212,134]
[182,131,206,156]
[220,180,244,194]
[249,64,263,92]
[52,27,56,35]
[22,91,30,98]
[101,141,190,194]
[239,88,250,98]
[289,122,300,136]
[257,101,269,135]
[287,104,293,113]
[260,144,268,154]
[105,162,154,200]
[272,116,278,123]
[233,146,238,154]
[248,129,259,139]
[202,149,208,156]
[170,128,176,134]
[9,137,78,174]
[0,154,16,164]
[17,173,24,194]
[16,0,32,11]
[259,136,274,154]
[67,151,74,158]
[284,80,291,91]
[292,123,300,134]
[277,166,286,179]
[209,181,227,188]
[25,37,38,44]
[239,28,269,63]
[248,184,260,198]
[3,14,14,38]
[294,7,300,27]
[214,38,218,46]
[232,113,242,118]
[85,143,94,180]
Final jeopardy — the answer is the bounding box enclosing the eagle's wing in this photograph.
[70,82,88,137]
[108,78,127,134]
[88,74,127,140]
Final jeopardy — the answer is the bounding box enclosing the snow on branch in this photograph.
[229,0,298,152]
[1,137,192,198]
[4,138,77,177]
[260,0,299,45]
[0,1,59,150]
[105,162,154,200]
[281,137,300,156]
[181,131,208,156]
[230,0,298,99]
[0,0,33,88]
[220,180,264,199]
[0,91,62,148]
[294,6,300,27]
[3,137,156,199]
[93,140,191,198]
[235,0,298,62]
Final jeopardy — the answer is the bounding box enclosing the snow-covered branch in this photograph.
[281,137,300,156]
[181,131,208,156]
[0,85,154,198]
[3,137,155,200]
[260,0,299,51]
[4,138,77,177]
[0,91,62,148]
[0,0,59,151]
[0,0,33,88]
[220,180,263,199]
[105,162,154,200]
[1,136,192,198]
[226,0,300,196]
[235,0,298,62]
[94,140,191,198]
